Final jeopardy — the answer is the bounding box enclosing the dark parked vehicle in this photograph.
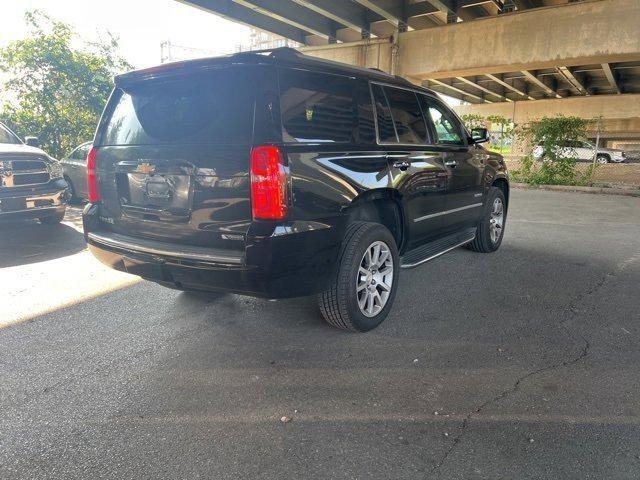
[61,141,92,201]
[0,122,68,224]
[84,48,509,331]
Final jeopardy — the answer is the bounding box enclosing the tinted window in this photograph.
[371,84,397,143]
[0,124,21,144]
[423,99,465,146]
[279,69,357,143]
[100,68,255,146]
[384,87,427,144]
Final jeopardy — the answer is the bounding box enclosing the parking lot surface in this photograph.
[1,189,639,479]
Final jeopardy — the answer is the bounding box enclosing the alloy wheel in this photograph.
[489,197,504,244]
[356,241,394,317]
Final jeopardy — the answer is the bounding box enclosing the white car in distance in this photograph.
[533,140,626,163]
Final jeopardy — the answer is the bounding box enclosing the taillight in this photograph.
[250,145,287,220]
[86,146,100,202]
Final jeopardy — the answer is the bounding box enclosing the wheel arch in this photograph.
[492,177,510,207]
[344,189,406,252]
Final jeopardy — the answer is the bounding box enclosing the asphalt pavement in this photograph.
[1,190,639,479]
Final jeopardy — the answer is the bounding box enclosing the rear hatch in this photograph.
[94,65,268,249]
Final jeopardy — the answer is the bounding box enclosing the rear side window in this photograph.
[383,86,427,144]
[279,69,358,143]
[99,68,256,146]
[371,84,397,143]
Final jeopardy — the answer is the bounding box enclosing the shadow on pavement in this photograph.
[0,216,85,268]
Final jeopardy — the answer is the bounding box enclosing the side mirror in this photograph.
[24,136,39,147]
[471,128,490,144]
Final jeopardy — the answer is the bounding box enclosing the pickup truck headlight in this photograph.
[49,161,63,179]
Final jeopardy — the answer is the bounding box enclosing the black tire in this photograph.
[596,154,610,164]
[467,187,506,253]
[64,177,77,202]
[39,209,66,225]
[318,221,399,332]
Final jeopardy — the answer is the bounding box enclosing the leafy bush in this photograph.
[511,115,597,186]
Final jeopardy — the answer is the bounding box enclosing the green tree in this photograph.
[0,10,132,158]
[512,115,596,186]
[460,113,486,130]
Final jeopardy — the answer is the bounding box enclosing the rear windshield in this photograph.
[98,68,256,146]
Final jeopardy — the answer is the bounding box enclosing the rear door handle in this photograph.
[393,160,411,171]
[444,160,458,168]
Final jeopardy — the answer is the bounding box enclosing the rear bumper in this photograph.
[0,181,68,220]
[83,204,343,299]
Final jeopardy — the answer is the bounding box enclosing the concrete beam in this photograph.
[602,63,621,94]
[302,38,394,71]
[557,66,589,96]
[353,0,401,27]
[512,0,538,10]
[427,78,490,103]
[291,0,369,34]
[485,73,535,100]
[178,0,307,43]
[232,0,334,39]
[521,70,562,99]
[453,93,640,125]
[456,76,511,102]
[397,0,640,79]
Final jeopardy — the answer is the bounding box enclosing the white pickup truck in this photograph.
[533,140,626,164]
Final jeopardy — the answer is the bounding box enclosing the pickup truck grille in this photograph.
[0,157,51,188]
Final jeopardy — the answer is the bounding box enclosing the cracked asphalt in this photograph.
[1,189,639,479]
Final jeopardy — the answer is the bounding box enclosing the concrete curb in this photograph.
[512,183,640,197]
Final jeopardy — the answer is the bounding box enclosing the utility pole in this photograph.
[592,116,602,167]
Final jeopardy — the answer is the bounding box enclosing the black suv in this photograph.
[0,122,68,224]
[84,48,508,332]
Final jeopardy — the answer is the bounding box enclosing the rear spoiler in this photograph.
[114,54,272,86]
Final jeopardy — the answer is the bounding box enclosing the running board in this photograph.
[400,228,476,269]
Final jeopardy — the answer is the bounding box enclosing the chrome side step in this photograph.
[400,228,476,269]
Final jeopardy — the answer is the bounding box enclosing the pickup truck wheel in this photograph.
[318,222,399,332]
[39,210,66,225]
[467,187,506,253]
[64,176,77,202]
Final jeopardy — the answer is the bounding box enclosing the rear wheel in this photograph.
[318,222,399,332]
[468,187,506,253]
[39,210,66,225]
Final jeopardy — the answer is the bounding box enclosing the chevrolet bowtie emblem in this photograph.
[134,162,155,175]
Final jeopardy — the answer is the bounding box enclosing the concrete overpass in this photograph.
[178,0,640,147]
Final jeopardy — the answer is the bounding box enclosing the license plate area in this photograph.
[0,197,27,213]
[115,160,194,222]
[124,173,191,209]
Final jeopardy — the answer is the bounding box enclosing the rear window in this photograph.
[99,68,256,146]
[279,69,358,143]
[383,86,428,144]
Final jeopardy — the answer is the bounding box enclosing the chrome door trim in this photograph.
[413,202,483,223]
